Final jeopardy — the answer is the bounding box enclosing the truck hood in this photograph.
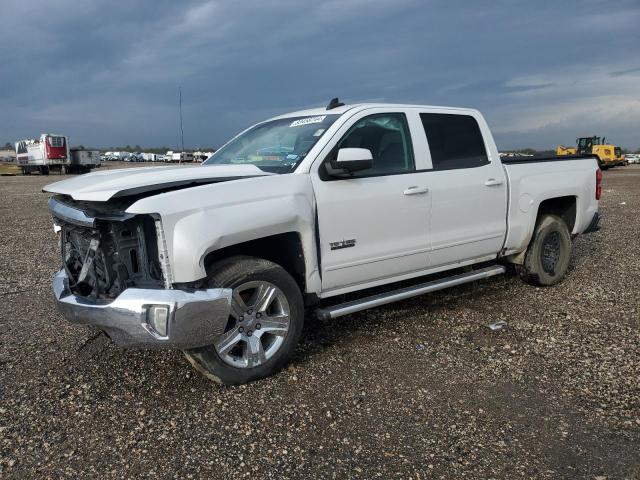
[43,164,273,201]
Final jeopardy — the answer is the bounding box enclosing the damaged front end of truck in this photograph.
[47,195,232,349]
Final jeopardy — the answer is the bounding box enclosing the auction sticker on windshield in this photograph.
[290,116,326,127]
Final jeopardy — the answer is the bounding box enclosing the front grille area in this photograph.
[59,216,163,299]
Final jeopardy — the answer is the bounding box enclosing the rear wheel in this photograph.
[184,256,304,385]
[518,214,572,286]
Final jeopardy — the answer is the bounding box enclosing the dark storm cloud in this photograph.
[1,0,639,150]
[610,66,640,77]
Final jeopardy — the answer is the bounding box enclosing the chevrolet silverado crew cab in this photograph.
[44,99,602,385]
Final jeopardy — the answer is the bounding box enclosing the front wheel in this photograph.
[184,256,304,385]
[518,214,572,286]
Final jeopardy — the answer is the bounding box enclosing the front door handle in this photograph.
[403,186,429,195]
[484,178,504,187]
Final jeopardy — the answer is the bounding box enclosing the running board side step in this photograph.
[315,265,506,320]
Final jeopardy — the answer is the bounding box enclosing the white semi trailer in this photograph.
[15,134,100,175]
[15,134,69,175]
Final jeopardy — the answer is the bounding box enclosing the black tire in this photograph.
[518,214,572,286]
[184,256,304,385]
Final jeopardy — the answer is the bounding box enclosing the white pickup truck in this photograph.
[44,100,602,384]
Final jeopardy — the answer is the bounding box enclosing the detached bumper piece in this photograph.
[53,270,232,348]
[583,211,601,234]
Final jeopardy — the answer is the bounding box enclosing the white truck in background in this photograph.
[167,151,195,163]
[44,100,601,385]
[15,134,100,175]
[15,134,69,175]
[142,153,161,162]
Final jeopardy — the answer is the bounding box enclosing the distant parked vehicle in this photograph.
[625,154,640,164]
[193,151,212,162]
[15,135,101,175]
[15,134,70,175]
[170,151,194,163]
[70,149,101,173]
[122,152,138,162]
[106,151,129,161]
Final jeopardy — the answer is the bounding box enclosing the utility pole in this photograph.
[179,86,185,163]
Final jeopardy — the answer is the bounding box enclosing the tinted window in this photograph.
[332,113,414,177]
[420,113,488,170]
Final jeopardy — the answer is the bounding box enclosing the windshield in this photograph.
[204,114,339,173]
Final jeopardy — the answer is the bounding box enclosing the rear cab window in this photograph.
[420,113,488,170]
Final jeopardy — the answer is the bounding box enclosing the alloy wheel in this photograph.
[214,281,290,368]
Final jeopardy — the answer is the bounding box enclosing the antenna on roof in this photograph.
[326,97,345,110]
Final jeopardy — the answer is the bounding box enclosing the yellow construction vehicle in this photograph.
[555,144,577,156]
[556,136,625,169]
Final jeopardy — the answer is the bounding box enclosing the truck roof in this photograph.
[269,103,479,121]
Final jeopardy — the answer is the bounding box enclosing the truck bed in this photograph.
[500,154,598,164]
[501,154,600,255]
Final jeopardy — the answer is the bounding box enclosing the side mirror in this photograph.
[329,148,373,174]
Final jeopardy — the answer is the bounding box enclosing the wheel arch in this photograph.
[536,196,577,233]
[202,232,308,295]
[505,195,577,265]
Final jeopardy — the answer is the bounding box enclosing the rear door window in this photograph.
[420,113,488,170]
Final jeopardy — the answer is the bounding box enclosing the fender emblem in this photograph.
[330,239,356,250]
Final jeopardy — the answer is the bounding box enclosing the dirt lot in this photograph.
[0,166,638,479]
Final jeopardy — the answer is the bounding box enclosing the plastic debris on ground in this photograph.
[488,320,508,331]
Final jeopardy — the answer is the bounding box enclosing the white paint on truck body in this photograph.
[44,164,272,202]
[127,174,321,291]
[44,103,599,299]
[502,159,599,251]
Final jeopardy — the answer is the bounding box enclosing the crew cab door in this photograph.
[310,109,432,294]
[418,111,508,267]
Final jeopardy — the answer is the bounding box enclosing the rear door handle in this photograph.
[484,178,504,187]
[403,186,429,195]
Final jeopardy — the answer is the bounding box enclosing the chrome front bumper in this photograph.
[53,270,232,348]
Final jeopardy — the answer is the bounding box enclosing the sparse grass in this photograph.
[0,163,20,176]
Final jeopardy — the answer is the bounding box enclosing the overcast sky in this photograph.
[1,0,639,150]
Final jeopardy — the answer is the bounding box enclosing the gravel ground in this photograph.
[0,166,638,479]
